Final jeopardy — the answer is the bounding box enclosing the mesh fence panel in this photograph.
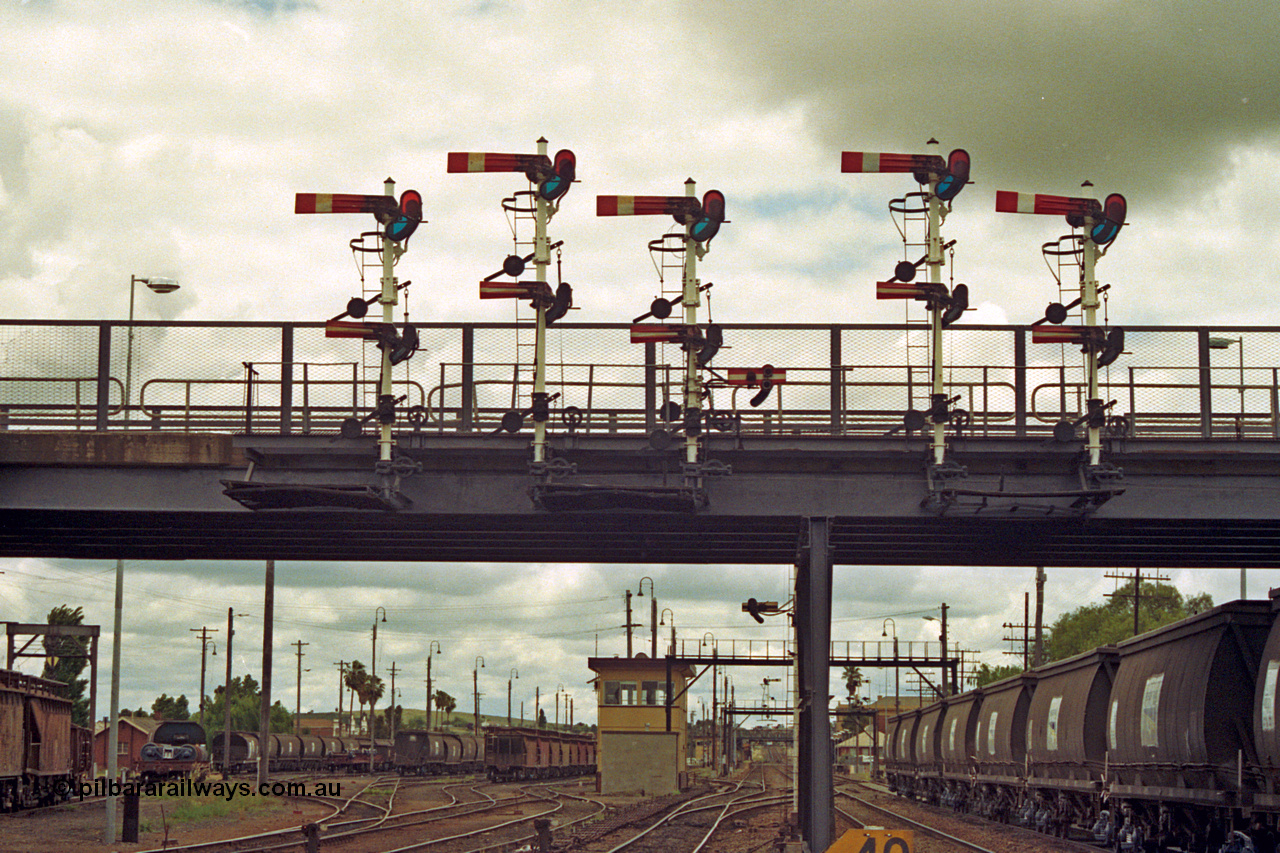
[0,324,103,426]
[1,320,1277,438]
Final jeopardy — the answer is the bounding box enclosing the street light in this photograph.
[637,576,657,658]
[370,607,386,772]
[882,618,898,714]
[125,275,179,424]
[660,608,675,655]
[1208,335,1245,417]
[508,667,519,727]
[1205,333,1247,599]
[425,641,441,730]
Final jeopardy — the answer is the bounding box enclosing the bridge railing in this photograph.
[0,320,1276,440]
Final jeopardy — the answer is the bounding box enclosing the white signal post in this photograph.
[379,178,399,464]
[925,181,947,466]
[532,139,551,465]
[682,178,700,466]
[844,147,969,467]
[996,188,1125,469]
[1080,220,1103,466]
[449,139,571,466]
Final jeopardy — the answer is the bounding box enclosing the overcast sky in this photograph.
[2,0,1279,725]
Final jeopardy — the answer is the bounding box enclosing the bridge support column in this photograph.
[796,516,833,852]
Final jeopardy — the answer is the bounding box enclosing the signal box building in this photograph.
[588,654,695,795]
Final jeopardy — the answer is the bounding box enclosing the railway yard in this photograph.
[0,760,1107,853]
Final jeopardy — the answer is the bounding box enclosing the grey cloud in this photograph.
[687,1,1280,208]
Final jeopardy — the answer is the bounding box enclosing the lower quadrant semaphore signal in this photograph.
[448,139,577,468]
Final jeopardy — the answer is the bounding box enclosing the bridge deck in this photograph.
[1,430,1278,565]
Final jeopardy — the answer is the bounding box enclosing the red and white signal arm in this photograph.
[479,280,553,300]
[447,152,548,174]
[325,320,381,340]
[827,828,914,853]
[1031,326,1087,345]
[876,280,922,300]
[597,195,702,219]
[726,367,787,386]
[295,193,396,215]
[629,324,686,344]
[841,151,944,174]
[995,191,1100,218]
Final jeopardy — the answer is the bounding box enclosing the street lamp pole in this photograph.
[124,275,179,425]
[660,608,675,655]
[425,641,440,730]
[882,618,898,714]
[473,656,485,735]
[370,607,386,772]
[508,668,519,727]
[638,577,656,658]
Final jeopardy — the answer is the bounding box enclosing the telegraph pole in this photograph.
[1106,568,1171,636]
[189,626,218,724]
[293,641,309,734]
[1033,567,1046,666]
[223,608,234,776]
[334,661,348,736]
[624,590,635,657]
[259,560,274,788]
[389,662,400,743]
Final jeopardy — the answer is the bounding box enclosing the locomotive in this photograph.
[136,720,210,782]
[886,589,1280,852]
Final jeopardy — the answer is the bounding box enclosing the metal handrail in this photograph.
[1,321,1276,439]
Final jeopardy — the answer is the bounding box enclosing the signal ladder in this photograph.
[888,185,958,418]
[648,224,693,411]
[503,185,544,407]
[349,227,408,410]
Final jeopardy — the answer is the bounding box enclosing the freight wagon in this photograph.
[888,591,1280,852]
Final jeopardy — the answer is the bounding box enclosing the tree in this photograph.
[840,666,870,736]
[151,693,191,721]
[433,690,456,728]
[40,605,91,726]
[973,662,1023,687]
[842,666,864,698]
[203,674,293,735]
[378,703,402,738]
[538,708,547,729]
[1044,579,1213,663]
[345,662,370,734]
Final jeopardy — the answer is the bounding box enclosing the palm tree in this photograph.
[360,676,385,736]
[843,666,864,698]
[345,661,369,735]
[433,690,456,728]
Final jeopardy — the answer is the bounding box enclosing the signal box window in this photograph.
[641,681,666,706]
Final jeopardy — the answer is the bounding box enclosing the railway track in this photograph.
[126,773,602,853]
[837,781,1102,853]
[567,763,793,853]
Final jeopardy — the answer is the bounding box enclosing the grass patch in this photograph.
[163,794,276,825]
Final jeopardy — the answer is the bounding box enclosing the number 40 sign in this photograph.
[826,828,914,853]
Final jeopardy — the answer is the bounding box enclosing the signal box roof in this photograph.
[588,656,695,678]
